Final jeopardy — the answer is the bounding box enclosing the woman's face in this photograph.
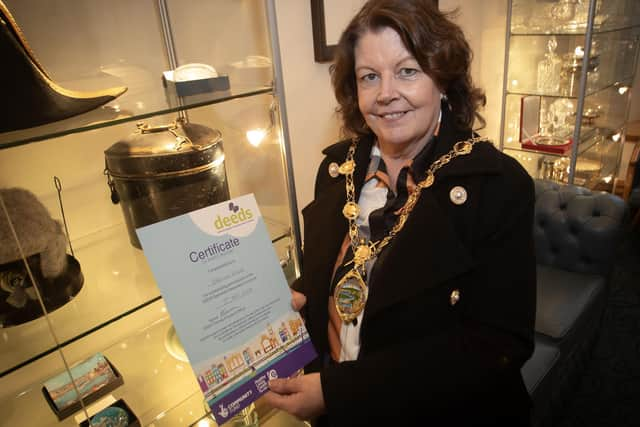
[355,27,441,155]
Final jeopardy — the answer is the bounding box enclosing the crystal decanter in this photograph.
[537,36,562,94]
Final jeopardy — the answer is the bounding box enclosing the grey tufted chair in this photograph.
[534,180,625,275]
[522,180,626,427]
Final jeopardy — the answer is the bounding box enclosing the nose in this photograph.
[376,74,399,104]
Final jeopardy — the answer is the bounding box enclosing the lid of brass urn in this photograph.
[104,119,224,178]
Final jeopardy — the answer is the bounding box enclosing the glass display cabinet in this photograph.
[499,0,640,188]
[0,1,305,426]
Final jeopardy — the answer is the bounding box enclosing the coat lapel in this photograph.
[363,186,475,319]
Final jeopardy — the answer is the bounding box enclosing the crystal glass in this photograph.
[552,157,571,183]
[538,98,554,137]
[550,98,576,137]
[539,157,556,180]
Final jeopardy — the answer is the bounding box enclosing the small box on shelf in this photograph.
[162,71,230,97]
[78,398,141,427]
[42,353,124,421]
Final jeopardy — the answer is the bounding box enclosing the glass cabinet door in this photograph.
[501,0,640,189]
[0,1,303,425]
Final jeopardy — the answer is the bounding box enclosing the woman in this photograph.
[264,1,536,425]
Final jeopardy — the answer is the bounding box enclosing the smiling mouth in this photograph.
[377,111,407,120]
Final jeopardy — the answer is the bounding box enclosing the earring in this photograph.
[440,92,448,102]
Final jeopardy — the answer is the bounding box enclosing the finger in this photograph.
[262,390,292,412]
[268,376,301,394]
[291,290,307,311]
[267,378,289,394]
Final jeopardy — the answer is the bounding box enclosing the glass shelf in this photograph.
[0,299,305,427]
[1,90,296,378]
[504,124,626,154]
[0,218,292,378]
[511,23,640,36]
[511,25,640,36]
[510,0,640,35]
[502,78,629,164]
[506,27,638,98]
[505,133,620,189]
[506,78,634,100]
[503,127,603,157]
[0,85,273,150]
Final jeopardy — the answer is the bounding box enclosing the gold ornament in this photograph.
[338,160,355,175]
[454,140,473,154]
[418,171,435,189]
[342,202,360,220]
[353,244,372,265]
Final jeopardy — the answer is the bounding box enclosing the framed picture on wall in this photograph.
[311,0,439,63]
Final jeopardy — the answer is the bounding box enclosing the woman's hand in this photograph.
[262,373,326,420]
[291,289,306,312]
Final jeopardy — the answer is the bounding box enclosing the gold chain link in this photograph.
[344,136,488,265]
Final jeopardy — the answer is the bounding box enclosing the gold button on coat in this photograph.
[450,289,461,306]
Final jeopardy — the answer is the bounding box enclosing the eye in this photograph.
[398,68,418,78]
[358,73,378,83]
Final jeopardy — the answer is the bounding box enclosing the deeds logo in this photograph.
[214,202,254,230]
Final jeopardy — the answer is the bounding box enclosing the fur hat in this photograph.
[0,187,68,277]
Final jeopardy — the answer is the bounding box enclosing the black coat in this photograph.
[293,109,536,427]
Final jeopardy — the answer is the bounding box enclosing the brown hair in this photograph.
[330,0,486,138]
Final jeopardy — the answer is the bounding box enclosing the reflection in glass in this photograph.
[550,0,579,24]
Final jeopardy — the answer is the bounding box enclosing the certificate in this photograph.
[137,194,316,424]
